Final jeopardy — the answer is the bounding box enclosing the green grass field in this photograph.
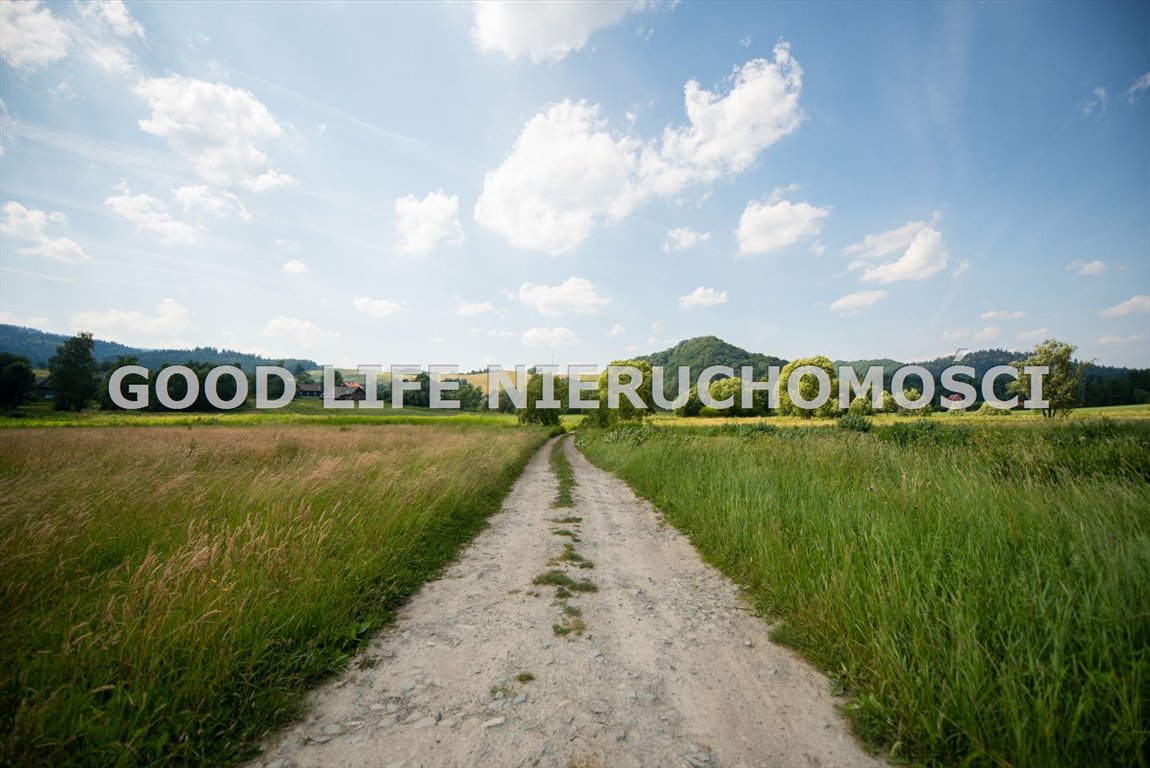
[0,423,550,766]
[577,418,1150,767]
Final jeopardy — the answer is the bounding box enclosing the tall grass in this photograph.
[577,420,1150,767]
[0,423,548,766]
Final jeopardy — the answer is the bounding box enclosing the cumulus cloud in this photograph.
[282,260,308,274]
[1016,328,1049,342]
[0,0,70,70]
[263,316,339,349]
[474,101,638,256]
[174,185,252,221]
[521,326,578,347]
[475,44,805,255]
[678,286,728,308]
[972,326,1001,343]
[942,328,968,341]
[471,0,646,62]
[608,323,625,336]
[133,76,294,190]
[89,44,133,74]
[519,277,609,316]
[352,297,404,318]
[1100,295,1150,317]
[457,300,495,317]
[951,258,971,278]
[1099,333,1147,345]
[105,185,199,245]
[736,195,829,256]
[980,309,1023,320]
[0,201,88,262]
[830,290,886,314]
[395,190,465,256]
[844,215,950,283]
[662,226,710,253]
[1067,259,1106,276]
[71,297,188,339]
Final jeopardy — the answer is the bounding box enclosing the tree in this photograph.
[0,352,36,409]
[48,332,98,411]
[586,360,654,426]
[777,355,838,419]
[517,372,568,426]
[1009,339,1090,418]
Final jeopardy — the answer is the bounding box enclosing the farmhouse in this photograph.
[33,375,54,399]
[296,383,322,398]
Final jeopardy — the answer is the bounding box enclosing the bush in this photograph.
[848,396,875,416]
[978,402,1012,417]
[838,413,873,433]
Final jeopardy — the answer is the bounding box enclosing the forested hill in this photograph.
[638,336,788,397]
[0,325,317,373]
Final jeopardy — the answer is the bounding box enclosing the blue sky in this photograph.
[1,0,1148,370]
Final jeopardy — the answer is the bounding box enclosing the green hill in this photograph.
[0,324,317,373]
[638,336,788,398]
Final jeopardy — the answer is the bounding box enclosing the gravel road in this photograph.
[247,436,884,768]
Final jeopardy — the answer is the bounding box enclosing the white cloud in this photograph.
[1100,295,1150,318]
[174,185,252,221]
[1099,333,1148,345]
[830,290,886,313]
[105,186,199,245]
[678,286,728,308]
[476,44,804,255]
[972,326,1001,343]
[1127,72,1150,102]
[469,327,516,338]
[89,44,133,75]
[845,216,950,283]
[471,0,646,62]
[395,190,465,256]
[641,45,804,195]
[521,326,578,347]
[519,277,609,316]
[0,201,88,262]
[132,76,291,189]
[1016,328,1049,342]
[980,309,1023,320]
[661,226,710,253]
[1080,86,1108,116]
[0,0,70,71]
[608,322,625,336]
[736,196,829,256]
[457,300,495,317]
[72,298,189,339]
[243,169,297,192]
[85,0,145,38]
[942,328,968,341]
[740,35,751,48]
[1067,259,1106,276]
[275,238,299,251]
[474,101,638,256]
[951,258,970,278]
[263,316,339,349]
[282,259,308,274]
[352,297,403,318]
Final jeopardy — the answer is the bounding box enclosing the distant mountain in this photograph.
[637,336,788,398]
[0,325,318,373]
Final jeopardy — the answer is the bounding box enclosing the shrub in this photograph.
[838,413,873,433]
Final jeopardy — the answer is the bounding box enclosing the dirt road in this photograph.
[249,437,883,768]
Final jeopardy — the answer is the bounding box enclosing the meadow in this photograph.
[577,418,1150,767]
[0,423,550,766]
